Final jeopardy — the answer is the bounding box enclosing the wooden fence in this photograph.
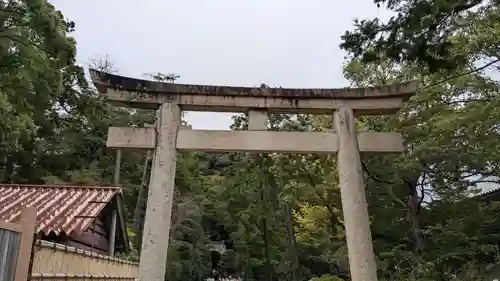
[0,208,37,281]
[0,208,138,281]
[31,240,139,281]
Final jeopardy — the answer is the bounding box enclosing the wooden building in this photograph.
[0,184,130,256]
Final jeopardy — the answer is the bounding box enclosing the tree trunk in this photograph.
[262,217,273,281]
[260,188,274,281]
[132,151,152,247]
[407,178,424,253]
[284,203,300,281]
[272,159,300,281]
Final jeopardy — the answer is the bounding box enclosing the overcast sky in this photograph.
[49,0,392,130]
[47,0,499,193]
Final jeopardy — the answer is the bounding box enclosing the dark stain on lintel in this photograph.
[89,69,418,100]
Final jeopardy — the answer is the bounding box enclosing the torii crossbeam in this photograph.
[90,69,418,281]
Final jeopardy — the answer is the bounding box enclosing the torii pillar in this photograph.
[90,68,418,281]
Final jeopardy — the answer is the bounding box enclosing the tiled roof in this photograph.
[479,187,500,197]
[0,184,120,236]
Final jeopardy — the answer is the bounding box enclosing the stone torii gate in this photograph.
[89,69,417,281]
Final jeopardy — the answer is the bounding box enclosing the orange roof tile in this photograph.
[0,184,120,236]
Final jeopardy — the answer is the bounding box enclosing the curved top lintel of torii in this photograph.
[89,68,419,101]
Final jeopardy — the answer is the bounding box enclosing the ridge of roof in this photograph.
[478,187,500,198]
[0,183,121,190]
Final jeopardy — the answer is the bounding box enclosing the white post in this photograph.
[334,107,378,281]
[138,102,181,281]
[108,210,117,256]
[114,149,122,185]
[248,109,267,130]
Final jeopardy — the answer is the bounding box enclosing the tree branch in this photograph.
[423,59,500,89]
[361,161,407,208]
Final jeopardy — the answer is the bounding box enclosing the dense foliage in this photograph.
[1,0,500,281]
[340,0,499,73]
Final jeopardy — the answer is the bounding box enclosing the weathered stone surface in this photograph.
[138,102,180,281]
[106,127,405,155]
[335,107,378,281]
[102,88,407,115]
[89,69,418,100]
[107,127,156,149]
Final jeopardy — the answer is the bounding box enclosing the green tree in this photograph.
[0,0,78,182]
[340,0,500,73]
[342,37,500,280]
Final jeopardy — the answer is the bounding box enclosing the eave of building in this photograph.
[0,184,130,252]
